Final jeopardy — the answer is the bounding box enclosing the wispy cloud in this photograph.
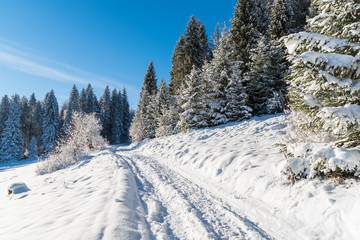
[0,39,139,98]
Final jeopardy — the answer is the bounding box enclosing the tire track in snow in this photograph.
[119,150,274,240]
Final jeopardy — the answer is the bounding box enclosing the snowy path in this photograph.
[117,149,273,240]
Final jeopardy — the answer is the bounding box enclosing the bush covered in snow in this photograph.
[36,112,107,174]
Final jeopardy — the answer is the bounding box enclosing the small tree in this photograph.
[36,112,107,174]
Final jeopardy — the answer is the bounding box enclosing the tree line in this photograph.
[0,84,131,161]
[130,0,311,142]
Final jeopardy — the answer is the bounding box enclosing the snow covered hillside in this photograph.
[1,114,360,239]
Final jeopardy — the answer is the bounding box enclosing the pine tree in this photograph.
[85,84,101,118]
[129,110,146,143]
[283,0,360,147]
[20,96,31,150]
[169,16,210,95]
[269,0,290,41]
[64,85,80,130]
[229,0,258,66]
[110,89,123,144]
[99,86,111,140]
[121,88,131,143]
[28,93,37,140]
[247,35,287,115]
[33,100,44,153]
[0,95,10,136]
[42,90,59,153]
[179,67,208,131]
[0,95,24,161]
[79,88,86,112]
[143,61,158,95]
[202,27,232,126]
[28,136,38,158]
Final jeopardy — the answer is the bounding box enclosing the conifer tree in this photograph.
[28,136,38,158]
[99,86,111,140]
[110,89,123,144]
[247,35,287,115]
[65,85,80,122]
[129,110,146,143]
[269,0,290,41]
[28,93,37,140]
[143,61,158,95]
[169,16,210,95]
[0,95,10,136]
[202,27,232,126]
[79,88,86,112]
[33,100,44,153]
[283,0,360,147]
[121,88,131,143]
[20,96,31,149]
[0,95,24,161]
[42,90,59,153]
[229,0,258,66]
[179,67,208,131]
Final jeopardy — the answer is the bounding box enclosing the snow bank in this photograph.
[133,114,360,239]
[0,149,150,240]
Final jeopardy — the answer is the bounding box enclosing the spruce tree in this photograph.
[283,0,360,147]
[247,35,287,115]
[0,95,10,136]
[33,100,44,153]
[202,27,232,126]
[179,67,208,131]
[121,88,131,143]
[99,86,111,140]
[269,0,290,41]
[64,85,80,132]
[229,0,258,65]
[42,90,59,153]
[169,16,210,95]
[143,61,158,95]
[28,136,38,158]
[28,93,37,140]
[20,96,31,149]
[79,88,86,112]
[110,89,123,144]
[0,95,24,161]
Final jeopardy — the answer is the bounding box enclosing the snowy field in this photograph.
[1,114,360,239]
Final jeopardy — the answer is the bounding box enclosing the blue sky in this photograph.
[0,0,236,108]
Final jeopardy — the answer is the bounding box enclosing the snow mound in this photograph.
[8,182,30,195]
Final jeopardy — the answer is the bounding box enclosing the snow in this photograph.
[283,32,360,55]
[8,182,30,195]
[1,115,360,239]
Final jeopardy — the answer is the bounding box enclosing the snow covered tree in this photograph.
[27,136,38,158]
[0,95,24,161]
[226,63,252,121]
[64,85,80,131]
[202,27,232,126]
[79,88,86,113]
[37,112,107,174]
[42,90,59,153]
[229,0,258,66]
[110,89,123,144]
[269,0,291,41]
[85,84,100,118]
[20,96,31,149]
[169,16,210,95]
[28,93,37,139]
[247,35,287,115]
[121,88,131,143]
[0,95,10,136]
[283,0,360,147]
[155,97,181,138]
[129,110,146,143]
[143,61,158,95]
[179,67,208,131]
[33,100,44,153]
[99,86,111,140]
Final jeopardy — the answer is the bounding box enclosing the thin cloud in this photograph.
[0,39,139,97]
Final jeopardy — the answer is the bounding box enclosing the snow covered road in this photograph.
[117,150,272,240]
